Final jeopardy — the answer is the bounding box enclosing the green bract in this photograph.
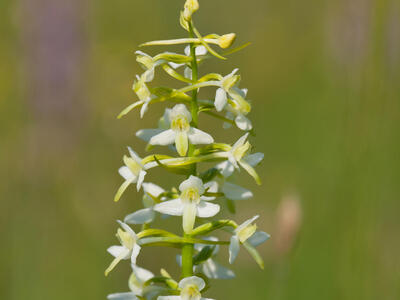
[106,1,270,299]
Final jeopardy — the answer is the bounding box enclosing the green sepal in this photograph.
[192,26,226,60]
[243,241,265,270]
[193,143,231,156]
[143,276,179,290]
[197,73,223,82]
[162,64,192,83]
[192,245,215,265]
[190,220,237,237]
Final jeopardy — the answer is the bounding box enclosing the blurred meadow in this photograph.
[1,0,400,299]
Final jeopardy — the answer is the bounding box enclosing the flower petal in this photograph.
[196,201,220,218]
[222,182,253,200]
[235,114,252,131]
[130,243,141,265]
[236,215,259,233]
[179,276,206,291]
[175,131,189,156]
[229,235,240,264]
[107,292,138,300]
[119,166,136,181]
[232,132,249,149]
[184,67,192,80]
[215,160,235,178]
[136,170,147,191]
[132,264,154,283]
[201,259,235,279]
[140,101,149,118]
[157,297,181,300]
[179,175,205,193]
[153,199,184,216]
[136,129,164,142]
[215,88,227,111]
[142,68,155,82]
[243,152,264,167]
[142,182,165,197]
[247,231,270,248]
[124,208,156,224]
[188,128,214,145]
[183,202,197,233]
[107,245,129,258]
[149,129,176,146]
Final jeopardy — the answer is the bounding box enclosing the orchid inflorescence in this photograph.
[106,1,270,299]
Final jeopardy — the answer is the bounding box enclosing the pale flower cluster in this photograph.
[106,1,270,299]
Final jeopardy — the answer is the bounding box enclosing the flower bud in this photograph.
[218,33,236,49]
[183,0,199,21]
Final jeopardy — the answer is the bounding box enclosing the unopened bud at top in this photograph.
[218,33,236,49]
[183,0,199,21]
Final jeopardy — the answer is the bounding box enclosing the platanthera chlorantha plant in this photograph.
[105,1,270,299]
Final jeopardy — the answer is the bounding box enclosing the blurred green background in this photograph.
[1,0,399,299]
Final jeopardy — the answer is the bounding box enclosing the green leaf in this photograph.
[192,246,215,265]
[243,241,264,269]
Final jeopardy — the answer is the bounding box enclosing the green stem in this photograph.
[181,234,194,277]
[181,21,199,279]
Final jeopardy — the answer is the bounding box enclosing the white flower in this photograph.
[229,216,270,264]
[105,221,141,276]
[135,51,165,83]
[115,147,147,202]
[214,69,251,116]
[216,133,264,184]
[149,104,214,156]
[153,176,220,233]
[124,182,166,224]
[222,89,252,131]
[194,238,235,280]
[158,276,214,300]
[132,75,154,118]
[107,265,155,299]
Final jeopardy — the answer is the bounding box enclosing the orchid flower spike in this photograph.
[158,276,214,300]
[105,221,141,276]
[153,176,220,233]
[114,147,147,202]
[229,216,270,264]
[149,104,214,156]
